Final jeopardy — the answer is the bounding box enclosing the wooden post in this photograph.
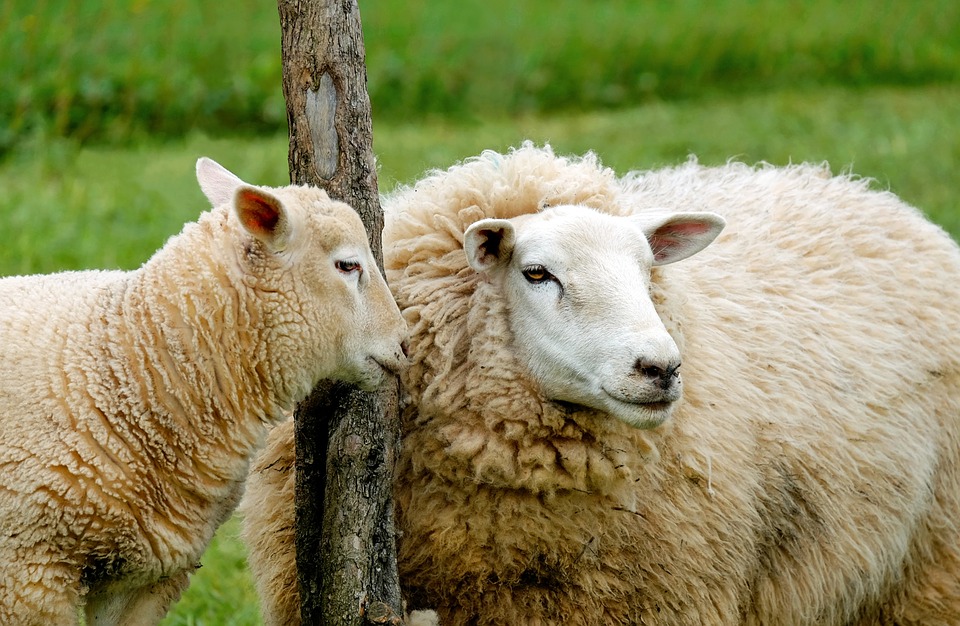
[276,0,403,624]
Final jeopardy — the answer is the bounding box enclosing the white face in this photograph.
[464,205,724,429]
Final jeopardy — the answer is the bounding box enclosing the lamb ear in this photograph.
[635,212,726,266]
[235,186,291,252]
[464,218,516,272]
[196,157,246,207]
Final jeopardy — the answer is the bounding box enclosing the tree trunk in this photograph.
[276,1,403,624]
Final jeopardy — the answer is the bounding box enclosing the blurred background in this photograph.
[1,0,958,623]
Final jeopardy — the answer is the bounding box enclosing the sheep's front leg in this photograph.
[84,569,191,626]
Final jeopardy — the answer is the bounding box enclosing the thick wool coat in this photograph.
[245,145,960,625]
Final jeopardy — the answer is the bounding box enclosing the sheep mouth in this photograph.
[601,387,678,411]
[349,357,396,392]
[599,387,679,428]
[371,354,407,377]
[552,391,677,429]
[369,357,389,373]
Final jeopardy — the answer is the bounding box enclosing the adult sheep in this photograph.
[242,144,960,625]
[0,158,407,626]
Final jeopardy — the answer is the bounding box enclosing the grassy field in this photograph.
[3,84,958,279]
[1,0,959,624]
[2,0,958,152]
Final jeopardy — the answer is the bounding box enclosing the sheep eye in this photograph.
[336,259,362,274]
[522,265,551,284]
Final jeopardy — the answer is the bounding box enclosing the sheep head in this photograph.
[464,205,723,429]
[195,157,407,399]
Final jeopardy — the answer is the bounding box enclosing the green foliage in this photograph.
[2,85,956,280]
[2,0,959,153]
[363,0,960,117]
[1,0,283,153]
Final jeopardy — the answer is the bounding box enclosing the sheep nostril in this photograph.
[635,359,681,387]
[400,340,410,358]
[640,364,664,379]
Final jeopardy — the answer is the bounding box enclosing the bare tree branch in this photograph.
[276,1,402,623]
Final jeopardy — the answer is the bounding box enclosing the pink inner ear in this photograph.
[648,220,714,261]
[238,189,281,234]
[659,221,713,237]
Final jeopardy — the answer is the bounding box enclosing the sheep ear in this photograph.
[636,212,726,266]
[196,157,246,207]
[235,186,291,252]
[464,218,516,272]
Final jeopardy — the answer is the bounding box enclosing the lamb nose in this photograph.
[635,359,681,389]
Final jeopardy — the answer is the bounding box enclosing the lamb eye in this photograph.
[336,259,362,274]
[522,265,551,284]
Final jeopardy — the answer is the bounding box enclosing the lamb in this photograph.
[242,143,960,625]
[0,157,407,626]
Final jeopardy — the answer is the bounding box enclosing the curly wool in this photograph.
[245,144,960,625]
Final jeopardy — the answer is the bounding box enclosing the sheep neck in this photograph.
[110,215,284,505]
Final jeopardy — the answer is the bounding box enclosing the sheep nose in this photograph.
[635,358,681,390]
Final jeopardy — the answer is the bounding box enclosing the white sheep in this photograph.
[243,144,960,625]
[0,158,407,626]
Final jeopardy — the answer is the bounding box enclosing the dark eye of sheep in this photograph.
[522,265,552,284]
[336,260,362,274]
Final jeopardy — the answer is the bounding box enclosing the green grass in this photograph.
[2,85,957,280]
[2,0,958,152]
[361,0,960,117]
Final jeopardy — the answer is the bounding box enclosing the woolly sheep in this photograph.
[0,158,407,626]
[242,144,960,625]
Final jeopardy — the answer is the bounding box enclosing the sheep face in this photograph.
[464,205,723,429]
[196,158,406,396]
[259,191,406,394]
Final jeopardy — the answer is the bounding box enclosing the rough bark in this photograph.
[276,0,403,624]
